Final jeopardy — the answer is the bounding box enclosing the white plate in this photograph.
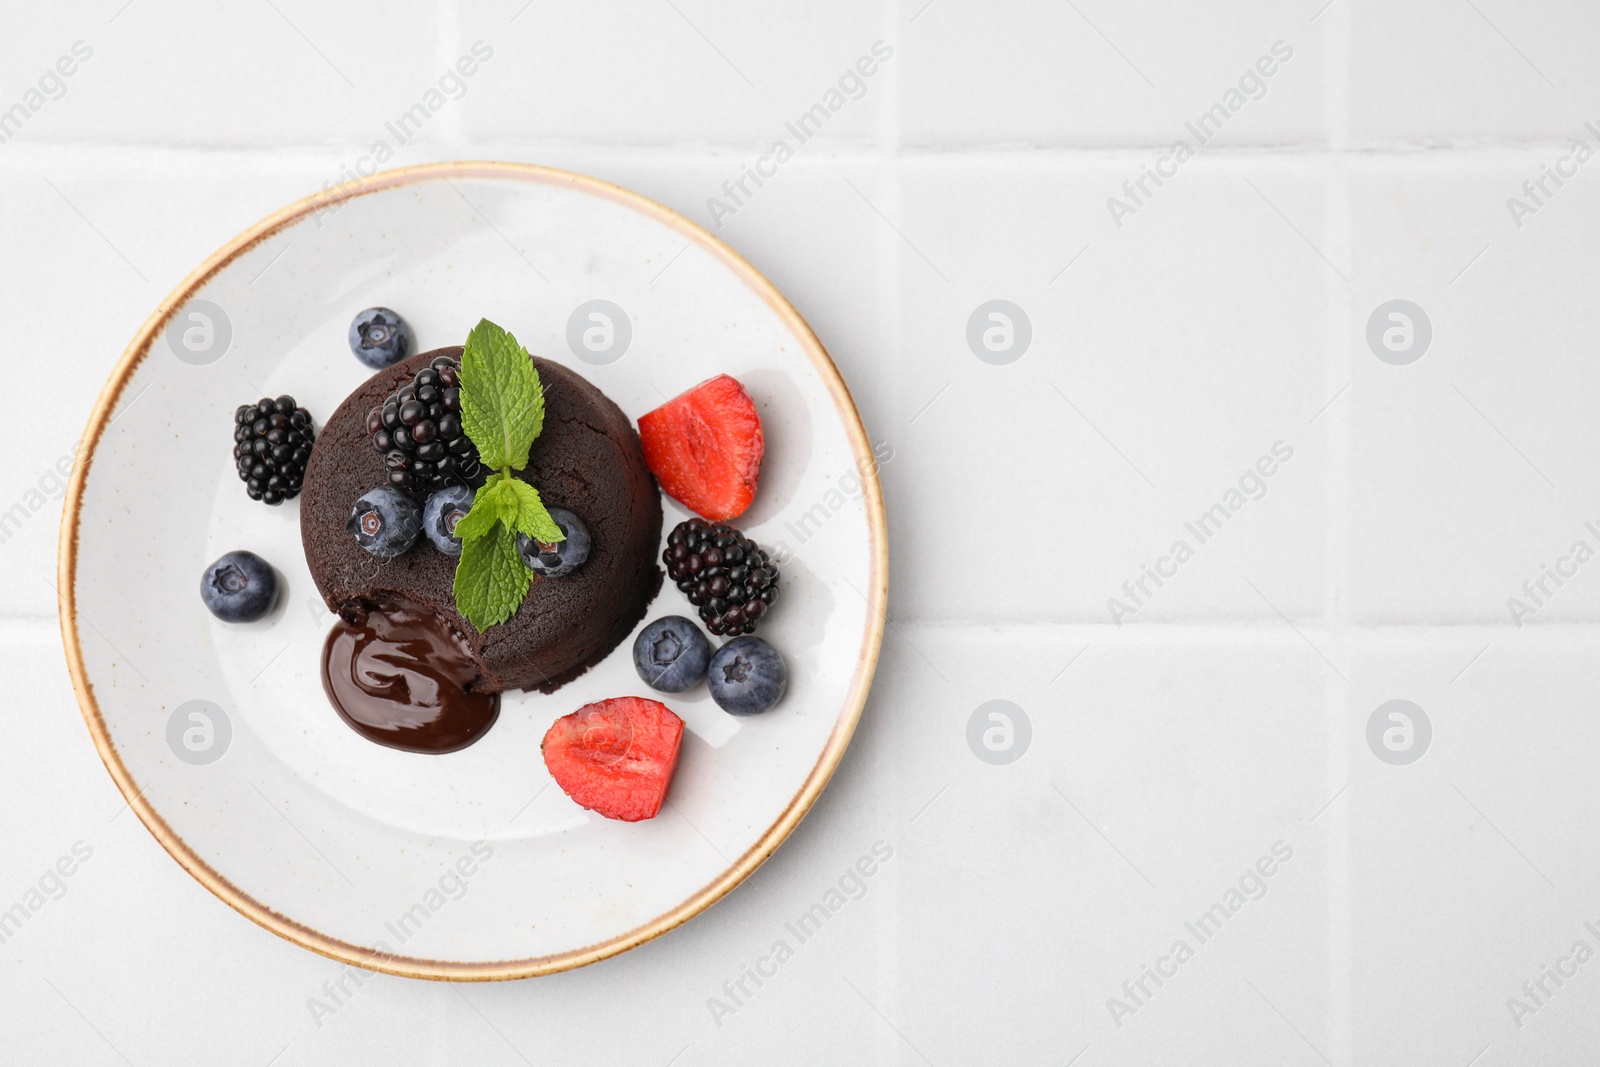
[58,162,887,979]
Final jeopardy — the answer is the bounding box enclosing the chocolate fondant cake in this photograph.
[301,346,662,694]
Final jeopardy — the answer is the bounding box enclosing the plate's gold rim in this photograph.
[56,160,888,981]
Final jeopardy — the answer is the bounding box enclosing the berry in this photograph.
[347,487,421,558]
[515,507,591,578]
[422,484,474,557]
[368,353,481,497]
[199,550,279,623]
[541,697,684,822]
[707,636,787,715]
[638,374,764,521]
[348,307,413,370]
[662,519,778,636]
[632,616,711,693]
[233,395,315,505]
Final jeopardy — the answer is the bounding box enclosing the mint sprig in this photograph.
[451,318,564,631]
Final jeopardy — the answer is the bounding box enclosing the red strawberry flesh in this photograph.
[638,374,763,522]
[541,697,685,822]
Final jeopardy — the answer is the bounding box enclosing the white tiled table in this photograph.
[4,2,1599,1063]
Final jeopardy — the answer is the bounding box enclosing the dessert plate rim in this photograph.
[56,160,889,981]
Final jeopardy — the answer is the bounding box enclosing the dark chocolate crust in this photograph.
[300,346,662,694]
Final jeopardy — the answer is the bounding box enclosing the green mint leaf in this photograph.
[502,477,565,545]
[452,519,529,631]
[459,318,545,472]
[453,475,515,544]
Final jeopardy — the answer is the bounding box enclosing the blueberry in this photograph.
[347,487,421,557]
[515,507,591,577]
[348,307,413,370]
[633,616,711,693]
[199,550,279,623]
[422,484,475,557]
[707,636,786,715]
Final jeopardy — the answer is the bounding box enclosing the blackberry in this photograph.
[663,519,779,637]
[368,354,482,496]
[233,395,315,505]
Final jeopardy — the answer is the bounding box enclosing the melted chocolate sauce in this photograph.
[321,595,499,754]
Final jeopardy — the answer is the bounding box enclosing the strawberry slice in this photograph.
[638,374,764,522]
[541,697,685,822]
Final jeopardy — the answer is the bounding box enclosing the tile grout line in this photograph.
[0,616,67,634]
[875,1,904,1062]
[6,143,1600,170]
[1321,1,1355,1062]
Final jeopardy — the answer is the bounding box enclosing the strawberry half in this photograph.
[541,697,685,822]
[638,374,764,522]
